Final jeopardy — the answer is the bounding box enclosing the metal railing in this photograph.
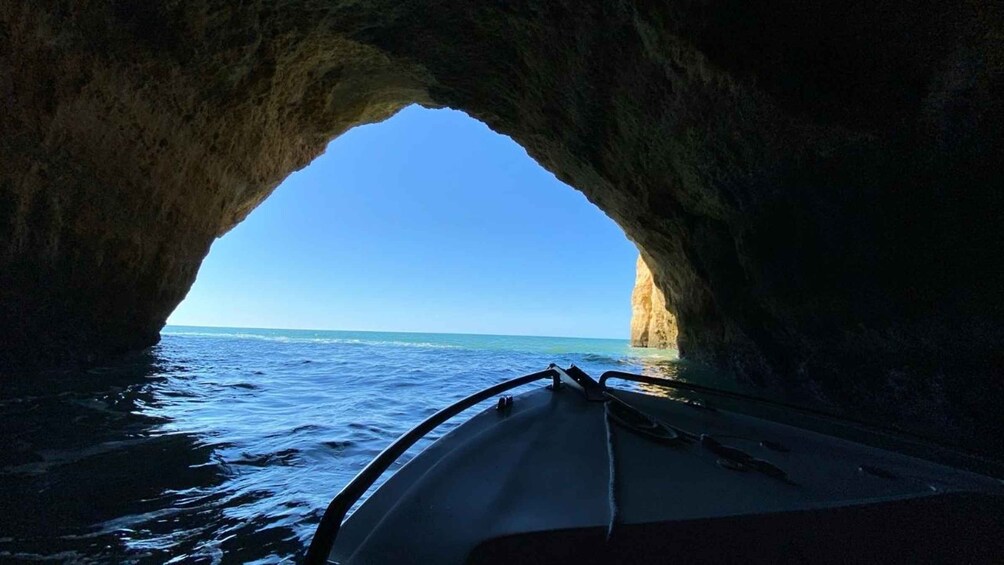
[597,370,1004,476]
[307,367,1001,563]
[599,370,896,427]
[304,367,560,564]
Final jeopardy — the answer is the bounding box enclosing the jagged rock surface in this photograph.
[631,255,678,350]
[2,2,1002,454]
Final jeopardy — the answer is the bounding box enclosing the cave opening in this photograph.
[3,3,1004,562]
[167,105,674,346]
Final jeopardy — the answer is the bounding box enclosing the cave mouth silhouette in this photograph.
[166,105,646,342]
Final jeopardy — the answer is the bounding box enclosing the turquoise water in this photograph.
[1,326,689,563]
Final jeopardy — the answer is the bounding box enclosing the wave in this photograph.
[576,353,626,365]
[161,330,462,350]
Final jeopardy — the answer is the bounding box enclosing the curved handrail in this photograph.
[599,370,925,431]
[599,370,845,419]
[597,370,1004,476]
[304,368,560,564]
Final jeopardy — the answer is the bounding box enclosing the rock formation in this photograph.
[2,2,1002,454]
[631,255,677,349]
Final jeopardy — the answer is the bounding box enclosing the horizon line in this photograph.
[162,323,628,342]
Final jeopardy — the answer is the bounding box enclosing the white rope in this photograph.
[603,402,620,541]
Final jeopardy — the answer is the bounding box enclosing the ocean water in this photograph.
[1,326,695,563]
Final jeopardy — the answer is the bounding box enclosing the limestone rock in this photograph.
[2,2,1002,454]
[631,255,678,349]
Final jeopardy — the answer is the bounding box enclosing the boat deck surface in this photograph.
[329,385,1004,564]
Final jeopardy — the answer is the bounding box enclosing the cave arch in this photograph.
[2,2,1002,454]
[167,105,644,339]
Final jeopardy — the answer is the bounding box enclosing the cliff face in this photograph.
[631,255,678,350]
[2,2,1002,454]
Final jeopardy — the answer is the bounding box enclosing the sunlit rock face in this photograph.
[631,255,677,350]
[2,2,1002,453]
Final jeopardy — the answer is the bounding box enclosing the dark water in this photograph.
[1,326,703,563]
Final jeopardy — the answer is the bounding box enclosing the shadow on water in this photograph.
[0,350,302,563]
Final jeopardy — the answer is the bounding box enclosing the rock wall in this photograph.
[631,255,678,349]
[2,2,1002,454]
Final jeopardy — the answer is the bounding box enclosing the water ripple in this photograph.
[1,327,681,562]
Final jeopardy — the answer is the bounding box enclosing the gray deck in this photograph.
[330,385,1003,564]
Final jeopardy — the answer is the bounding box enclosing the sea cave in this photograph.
[2,0,1002,475]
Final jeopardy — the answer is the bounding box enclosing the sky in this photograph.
[167,106,638,339]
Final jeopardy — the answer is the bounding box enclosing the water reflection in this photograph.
[0,335,735,563]
[608,355,768,411]
[634,355,681,381]
[0,351,303,563]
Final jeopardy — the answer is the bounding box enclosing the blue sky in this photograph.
[167,106,638,338]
